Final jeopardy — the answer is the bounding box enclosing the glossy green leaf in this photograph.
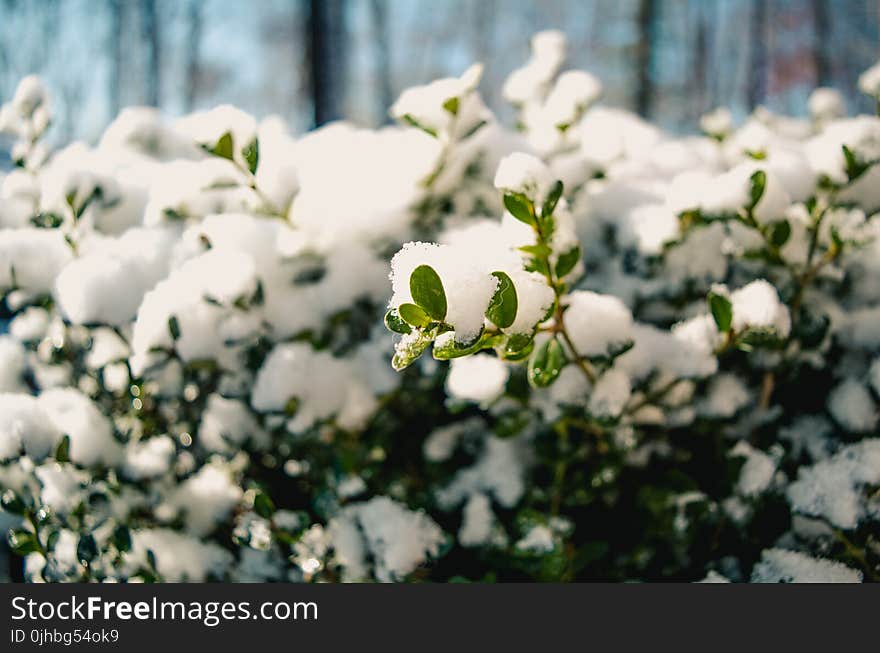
[0,490,25,515]
[503,193,535,226]
[254,491,276,519]
[541,180,564,217]
[555,245,581,278]
[528,338,567,387]
[410,265,447,320]
[384,308,412,334]
[502,333,535,361]
[210,132,234,160]
[518,243,552,258]
[398,302,431,328]
[486,271,518,328]
[167,315,181,341]
[768,219,791,248]
[391,333,433,371]
[55,435,70,464]
[77,533,98,563]
[8,529,40,556]
[707,291,733,333]
[432,331,503,360]
[112,525,132,553]
[243,138,259,174]
[442,96,459,116]
[748,170,766,210]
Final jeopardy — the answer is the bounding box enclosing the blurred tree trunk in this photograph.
[635,0,657,118]
[692,5,709,117]
[108,0,123,117]
[140,0,160,107]
[370,0,393,123]
[184,0,203,111]
[747,0,767,109]
[812,0,831,86]
[307,0,347,127]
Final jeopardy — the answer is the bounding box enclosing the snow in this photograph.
[128,529,234,582]
[38,388,122,467]
[730,279,792,338]
[0,228,73,293]
[787,439,880,529]
[701,373,751,418]
[0,394,62,461]
[251,342,384,433]
[808,88,846,122]
[169,462,243,536]
[731,441,776,497]
[458,492,494,547]
[493,152,556,203]
[516,525,555,553]
[588,368,631,418]
[436,435,527,509]
[446,354,509,405]
[827,378,877,433]
[564,290,634,358]
[751,548,862,583]
[330,497,444,582]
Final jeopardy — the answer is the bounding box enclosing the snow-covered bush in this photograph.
[1,31,879,583]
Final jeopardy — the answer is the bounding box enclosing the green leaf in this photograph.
[242,138,259,174]
[502,333,534,361]
[768,219,791,248]
[523,257,550,276]
[503,193,535,226]
[442,96,459,116]
[254,491,276,519]
[528,338,567,387]
[76,533,98,563]
[284,397,299,417]
[541,180,564,217]
[707,291,733,333]
[793,308,830,349]
[410,265,447,320]
[748,170,766,210]
[555,245,581,278]
[0,490,25,515]
[55,435,70,463]
[398,302,431,328]
[384,308,412,334]
[167,315,181,341]
[737,327,784,349]
[112,525,132,553]
[401,114,438,138]
[432,331,503,360]
[392,333,433,371]
[8,530,41,556]
[841,144,869,180]
[30,212,64,229]
[518,244,552,258]
[486,271,518,328]
[210,132,234,160]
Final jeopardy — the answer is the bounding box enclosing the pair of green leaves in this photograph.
[387,264,448,334]
[503,180,564,229]
[206,132,260,175]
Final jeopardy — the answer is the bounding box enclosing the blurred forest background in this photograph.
[0,0,879,149]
